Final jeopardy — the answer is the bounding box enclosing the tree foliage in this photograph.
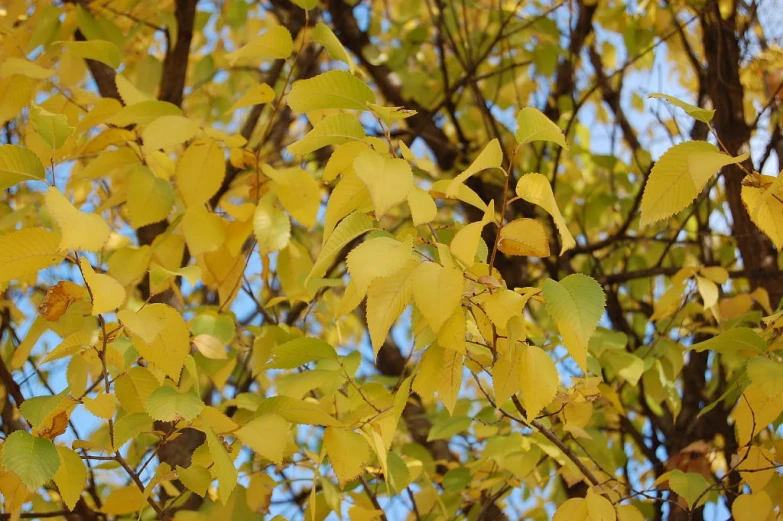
[0,0,782,520]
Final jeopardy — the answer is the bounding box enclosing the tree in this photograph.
[0,0,782,519]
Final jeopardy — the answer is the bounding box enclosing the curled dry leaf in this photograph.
[38,281,87,321]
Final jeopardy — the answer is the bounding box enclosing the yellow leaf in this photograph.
[236,414,289,464]
[519,344,559,420]
[439,348,463,414]
[262,165,321,229]
[498,218,551,257]
[742,173,783,248]
[53,447,87,511]
[141,115,199,153]
[347,236,413,295]
[101,485,143,515]
[695,275,718,309]
[193,334,227,360]
[738,446,776,492]
[288,70,375,113]
[105,100,182,127]
[79,257,125,315]
[0,228,63,286]
[324,427,371,487]
[437,307,467,353]
[450,221,486,266]
[82,393,117,420]
[616,504,645,521]
[430,178,488,212]
[411,262,464,333]
[38,281,87,321]
[732,492,772,521]
[45,188,110,251]
[182,206,226,256]
[324,141,369,182]
[108,246,153,286]
[115,367,160,414]
[493,340,523,404]
[354,149,413,218]
[117,304,190,379]
[0,75,36,125]
[584,489,616,521]
[323,170,373,240]
[475,289,525,329]
[640,142,747,225]
[176,139,225,208]
[407,186,437,226]
[30,105,74,150]
[226,82,275,113]
[515,173,575,253]
[367,259,419,355]
[176,464,212,497]
[446,139,504,197]
[0,57,54,79]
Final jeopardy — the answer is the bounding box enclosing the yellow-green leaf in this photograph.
[226,82,275,113]
[515,107,569,149]
[287,113,365,156]
[0,144,46,190]
[288,70,375,113]
[742,173,783,248]
[126,165,175,229]
[263,165,321,229]
[367,259,419,355]
[30,105,74,150]
[649,93,715,123]
[176,464,212,497]
[141,115,199,153]
[226,25,293,64]
[106,100,182,127]
[254,195,291,255]
[118,304,190,379]
[640,142,747,225]
[543,274,605,371]
[205,426,237,504]
[309,211,375,280]
[2,431,60,491]
[312,22,355,70]
[668,470,709,509]
[146,386,204,422]
[59,40,121,68]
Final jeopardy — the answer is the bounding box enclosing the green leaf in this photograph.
[649,93,715,123]
[287,113,365,156]
[288,70,375,113]
[59,40,121,68]
[2,431,60,491]
[204,426,238,504]
[309,211,375,280]
[543,274,606,371]
[267,337,338,369]
[30,105,74,150]
[640,142,748,225]
[0,144,46,190]
[515,107,569,149]
[690,328,766,356]
[668,470,710,509]
[145,386,205,422]
[226,25,293,64]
